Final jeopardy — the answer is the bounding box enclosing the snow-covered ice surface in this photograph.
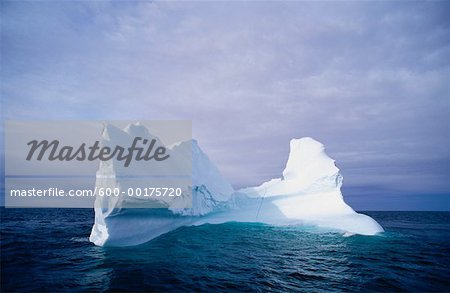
[90,124,383,247]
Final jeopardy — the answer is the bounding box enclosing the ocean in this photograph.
[1,208,449,292]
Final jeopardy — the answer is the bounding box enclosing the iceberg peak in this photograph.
[283,137,336,181]
[242,137,341,197]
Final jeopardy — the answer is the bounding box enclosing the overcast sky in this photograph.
[1,1,449,210]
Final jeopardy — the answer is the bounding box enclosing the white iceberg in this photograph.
[89,124,383,247]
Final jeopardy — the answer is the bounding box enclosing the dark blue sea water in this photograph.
[1,208,449,292]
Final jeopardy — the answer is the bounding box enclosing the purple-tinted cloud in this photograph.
[1,1,449,209]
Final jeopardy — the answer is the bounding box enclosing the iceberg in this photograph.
[89,123,383,247]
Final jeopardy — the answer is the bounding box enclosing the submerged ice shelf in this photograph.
[90,123,384,247]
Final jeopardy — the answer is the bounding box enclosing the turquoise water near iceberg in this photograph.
[1,208,449,292]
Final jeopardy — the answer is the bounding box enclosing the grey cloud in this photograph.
[1,1,449,209]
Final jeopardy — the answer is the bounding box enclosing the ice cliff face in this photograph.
[89,124,383,247]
